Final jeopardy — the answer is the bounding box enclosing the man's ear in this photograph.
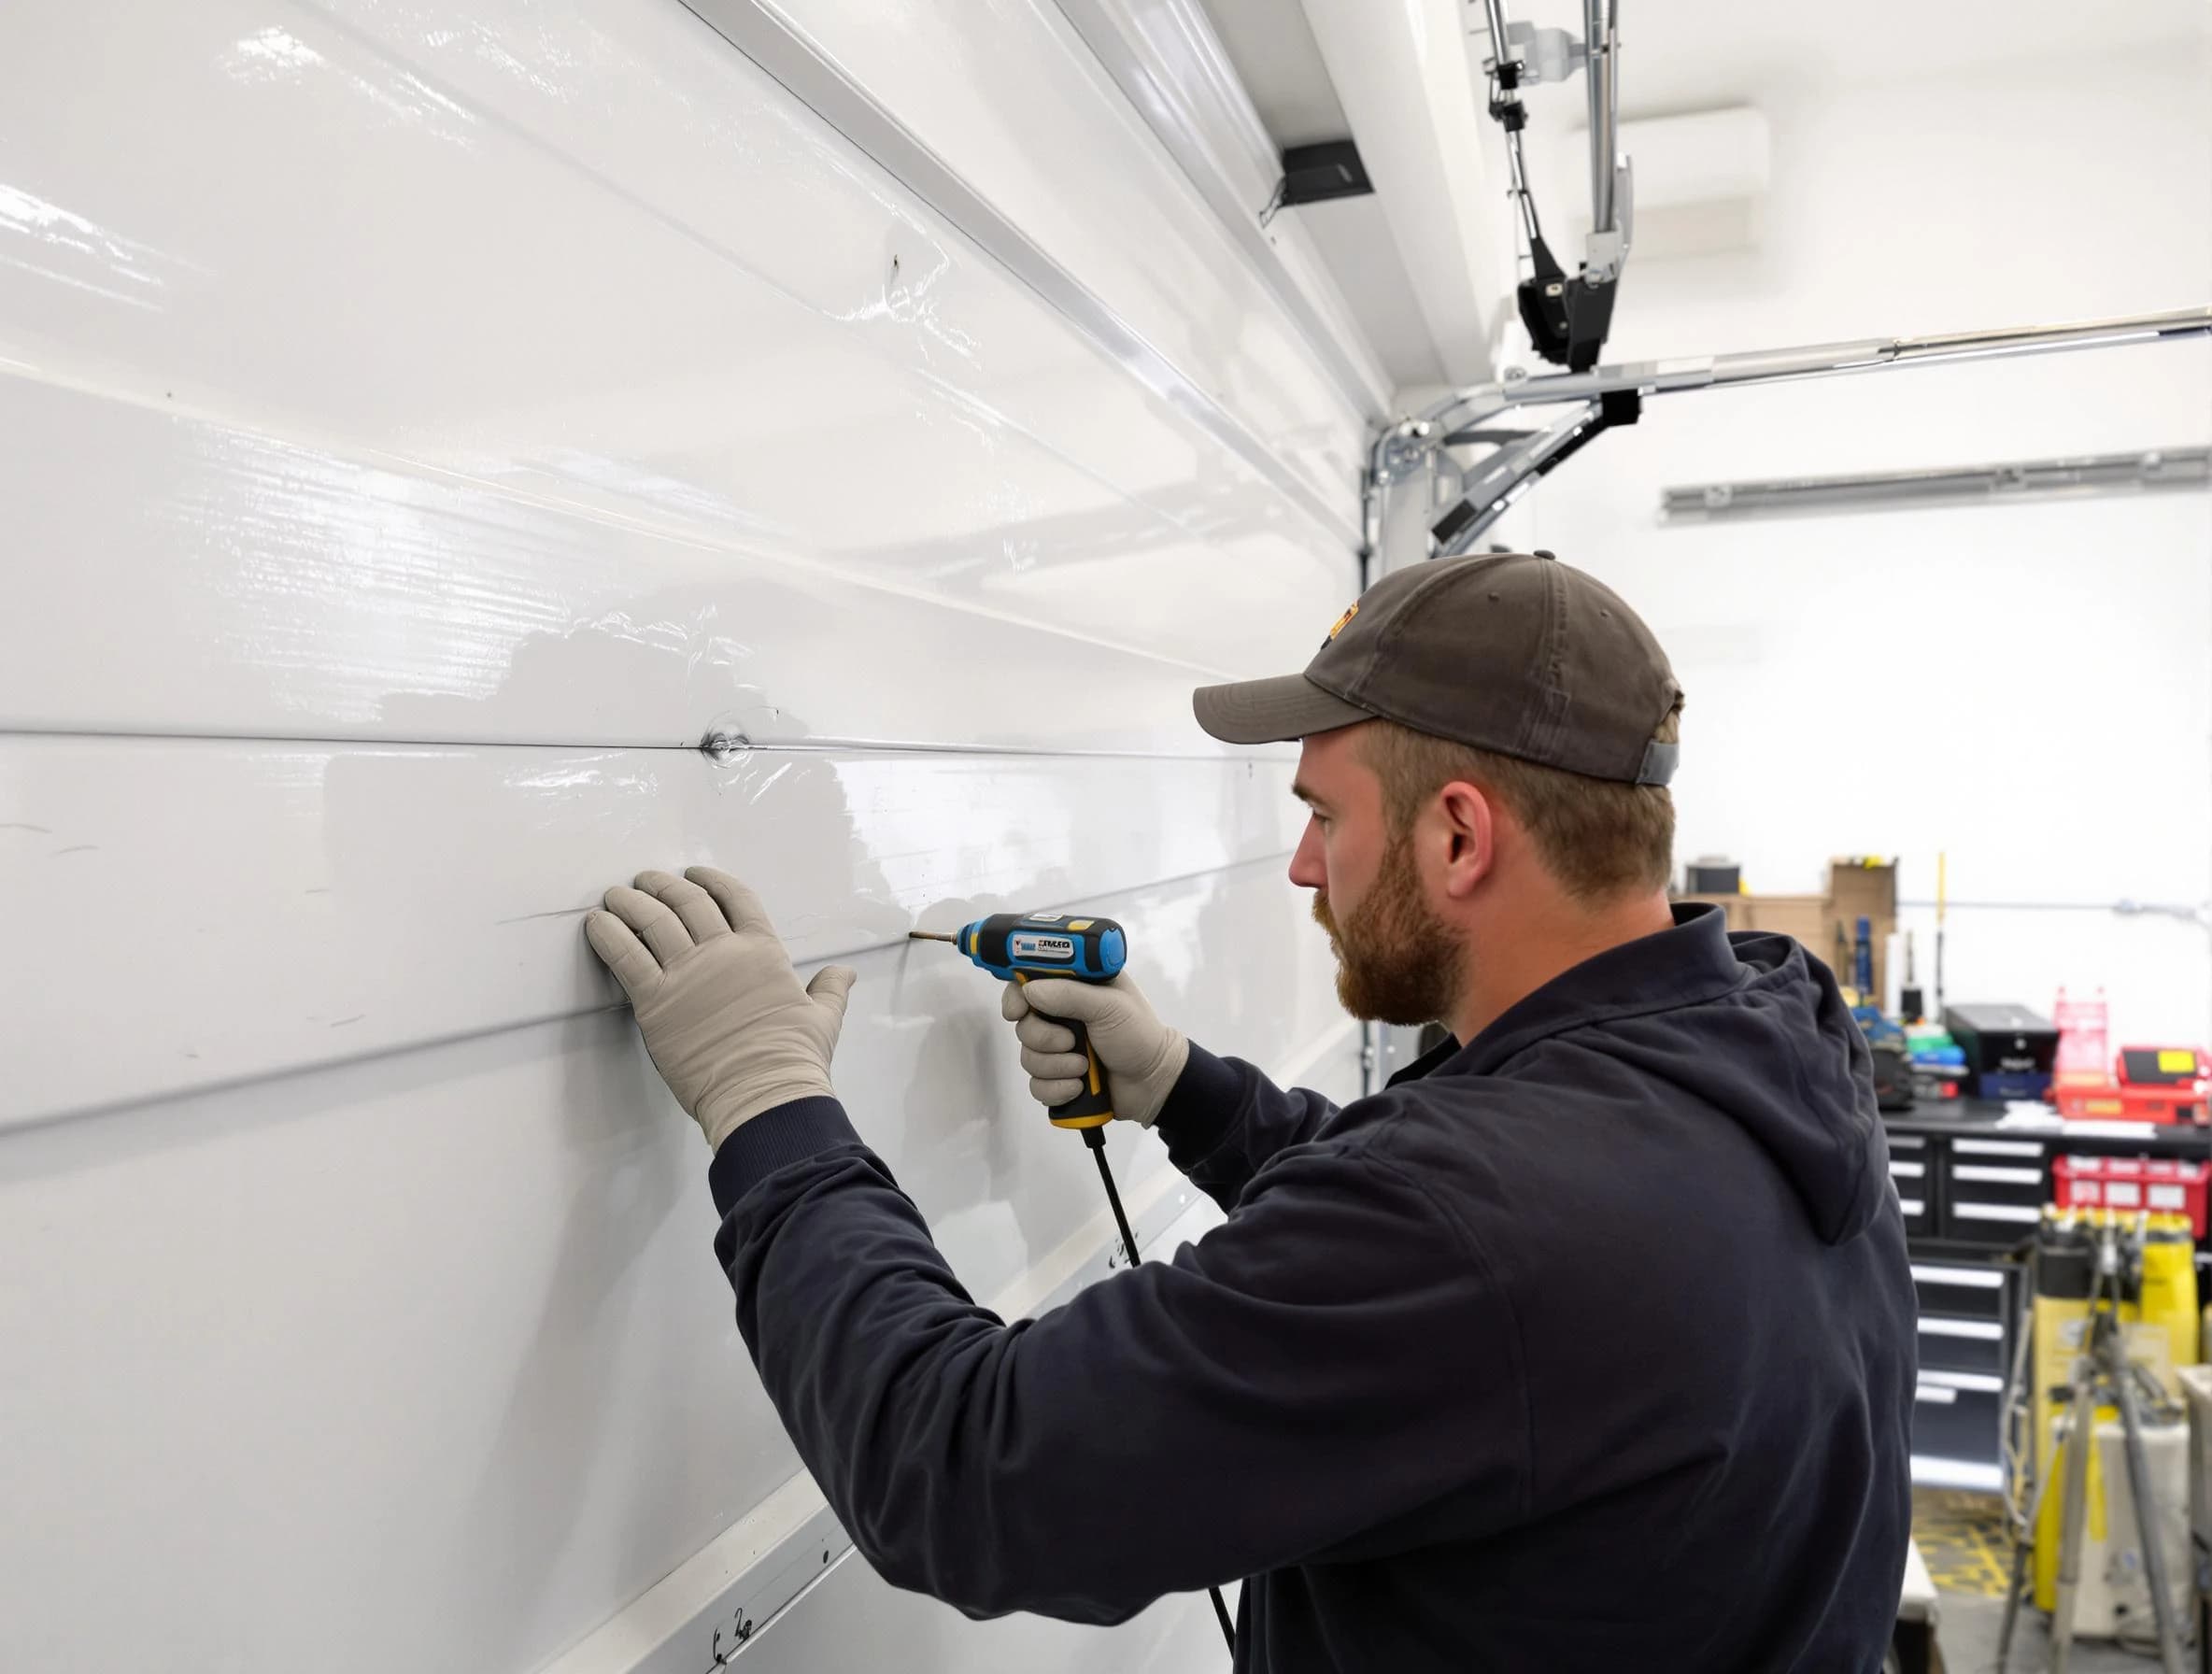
[1433,781,1496,901]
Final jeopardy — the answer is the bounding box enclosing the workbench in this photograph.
[1888,1101,2212,1486]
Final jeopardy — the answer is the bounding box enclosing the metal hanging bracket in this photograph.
[1361,305,2212,563]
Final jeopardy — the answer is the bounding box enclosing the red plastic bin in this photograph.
[2051,1154,2209,1238]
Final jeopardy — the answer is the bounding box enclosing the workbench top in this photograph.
[1882,1099,2212,1154]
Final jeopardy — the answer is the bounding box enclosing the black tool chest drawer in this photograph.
[1911,1371,2006,1465]
[1888,1134,1931,1237]
[1909,1259,2008,1325]
[1940,1136,2049,1244]
[1914,1312,2007,1376]
[1908,1258,2016,1471]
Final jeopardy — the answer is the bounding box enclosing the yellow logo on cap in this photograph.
[1327,603,1359,639]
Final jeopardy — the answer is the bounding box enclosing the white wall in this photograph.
[1491,42,2212,1047]
[0,4,1365,1670]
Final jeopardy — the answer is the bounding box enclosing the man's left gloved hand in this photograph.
[584,866,857,1151]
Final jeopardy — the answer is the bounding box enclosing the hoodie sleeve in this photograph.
[709,1094,1526,1624]
[1151,1043,1341,1212]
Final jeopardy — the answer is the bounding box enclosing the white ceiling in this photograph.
[1195,0,2208,392]
[1198,0,1347,150]
[1512,0,2207,116]
[1204,0,2212,146]
[1297,195,1448,386]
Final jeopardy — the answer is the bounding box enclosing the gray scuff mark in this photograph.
[497,905,595,925]
[304,887,332,895]
[329,1015,366,1029]
[0,823,53,834]
[51,844,98,856]
[181,1049,201,1060]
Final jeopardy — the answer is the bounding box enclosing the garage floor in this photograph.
[1915,1490,2174,1671]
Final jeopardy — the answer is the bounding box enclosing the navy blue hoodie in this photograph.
[709,904,1917,1670]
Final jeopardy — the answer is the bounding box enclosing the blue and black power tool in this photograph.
[908,905,1236,1655]
[909,911,1127,1129]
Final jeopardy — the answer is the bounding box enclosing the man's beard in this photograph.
[1311,832,1463,1027]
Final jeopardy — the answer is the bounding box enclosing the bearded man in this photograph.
[584,552,1915,1673]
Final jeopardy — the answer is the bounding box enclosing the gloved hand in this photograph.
[584,866,857,1151]
[1000,975,1188,1128]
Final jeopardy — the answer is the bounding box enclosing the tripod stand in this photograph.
[1994,1217,2188,1673]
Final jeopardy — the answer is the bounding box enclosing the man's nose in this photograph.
[1287,819,1326,889]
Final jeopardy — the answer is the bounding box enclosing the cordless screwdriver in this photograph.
[909,911,1126,1128]
[909,909,1236,1653]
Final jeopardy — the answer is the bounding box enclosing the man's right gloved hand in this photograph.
[1000,975,1190,1128]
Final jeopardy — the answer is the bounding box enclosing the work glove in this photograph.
[584,866,857,1152]
[1000,975,1188,1128]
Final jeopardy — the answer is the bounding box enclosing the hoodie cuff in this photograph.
[1151,1043,1246,1155]
[709,1096,864,1216]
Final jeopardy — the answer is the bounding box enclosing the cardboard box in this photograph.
[1677,858,1898,998]
[1676,892,1829,948]
[1826,858,1897,1003]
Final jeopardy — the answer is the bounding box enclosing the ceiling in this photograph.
[1510,0,2206,116]
[1197,0,1345,149]
[1209,0,2208,133]
[1194,0,2209,392]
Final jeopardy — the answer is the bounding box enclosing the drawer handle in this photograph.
[1955,1140,2045,1158]
[1890,1161,1926,1179]
[1915,1385,1959,1405]
[1952,1202,2041,1224]
[1920,1318,2005,1341]
[1898,1198,1925,1215]
[1911,1265,2006,1289]
[1952,1165,2042,1185]
[1920,1369,2004,1392]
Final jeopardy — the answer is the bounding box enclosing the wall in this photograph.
[1490,42,2212,1046]
[0,4,1367,1670]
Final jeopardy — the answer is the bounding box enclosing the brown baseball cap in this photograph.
[1193,552,1683,786]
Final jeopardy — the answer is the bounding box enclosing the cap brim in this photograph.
[1192,674,1375,745]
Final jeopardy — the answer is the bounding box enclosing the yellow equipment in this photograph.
[2028,1210,2199,1611]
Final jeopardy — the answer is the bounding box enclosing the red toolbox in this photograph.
[2051,1154,2210,1237]
[2052,1046,2208,1125]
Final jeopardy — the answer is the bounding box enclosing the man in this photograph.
[584,552,1916,1671]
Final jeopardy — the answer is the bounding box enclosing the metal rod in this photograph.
[1503,127,1543,248]
[1419,306,2212,431]
[1662,447,2211,518]
[2111,1352,2189,1673]
[2049,1302,2105,1668]
[1894,897,2208,923]
[1584,0,1615,234]
[1481,0,1514,66]
[1478,0,1545,249]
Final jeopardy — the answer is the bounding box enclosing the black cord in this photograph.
[1083,1126,1237,1656]
[1207,1585,1237,1652]
[1085,1127,1141,1267]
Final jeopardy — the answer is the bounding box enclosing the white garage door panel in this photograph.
[0,375,1343,746]
[0,736,1304,1128]
[0,0,1356,587]
[2,2,1365,1669]
[0,866,1352,1674]
[0,1012,775,1674]
[709,0,1376,485]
